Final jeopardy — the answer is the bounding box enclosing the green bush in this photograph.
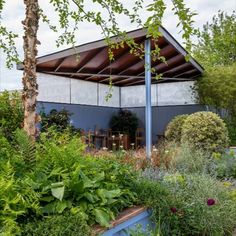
[0,91,23,140]
[21,212,91,236]
[164,115,188,143]
[134,173,236,235]
[40,108,80,134]
[109,110,138,139]
[181,111,229,153]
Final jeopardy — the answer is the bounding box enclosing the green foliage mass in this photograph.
[40,109,72,132]
[164,115,188,143]
[20,211,91,236]
[194,11,236,67]
[181,111,229,154]
[0,129,137,235]
[193,64,236,145]
[0,91,23,140]
[193,11,236,146]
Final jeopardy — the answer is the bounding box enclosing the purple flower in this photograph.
[170,207,177,213]
[207,198,216,206]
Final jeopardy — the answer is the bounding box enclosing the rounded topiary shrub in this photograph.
[165,115,189,143]
[181,111,229,154]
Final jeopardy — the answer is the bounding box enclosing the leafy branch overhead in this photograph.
[0,0,198,68]
[0,0,198,139]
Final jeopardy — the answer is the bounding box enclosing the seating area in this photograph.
[81,127,146,150]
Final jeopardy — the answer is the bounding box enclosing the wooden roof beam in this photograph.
[71,47,106,76]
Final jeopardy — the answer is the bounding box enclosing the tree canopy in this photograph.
[1,0,197,68]
[193,10,236,67]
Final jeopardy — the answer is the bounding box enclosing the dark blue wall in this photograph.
[37,102,206,144]
[37,102,119,131]
[125,104,206,143]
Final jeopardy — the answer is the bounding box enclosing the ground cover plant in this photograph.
[134,172,236,235]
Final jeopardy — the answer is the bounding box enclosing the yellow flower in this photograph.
[212,152,222,160]
[222,181,232,188]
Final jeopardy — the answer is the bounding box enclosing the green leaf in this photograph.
[93,208,111,227]
[51,182,65,201]
[97,189,121,204]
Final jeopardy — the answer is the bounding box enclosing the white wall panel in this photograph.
[121,81,196,107]
[71,79,97,105]
[37,73,196,107]
[98,84,120,107]
[37,73,70,103]
[157,81,196,106]
[121,85,157,107]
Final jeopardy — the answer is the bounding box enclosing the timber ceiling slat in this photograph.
[54,58,66,72]
[71,48,104,76]
[163,63,193,77]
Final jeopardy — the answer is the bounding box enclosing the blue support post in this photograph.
[145,39,152,160]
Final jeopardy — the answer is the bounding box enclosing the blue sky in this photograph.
[0,0,235,91]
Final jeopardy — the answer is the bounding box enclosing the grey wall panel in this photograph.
[125,104,206,144]
[37,102,120,131]
[71,79,98,105]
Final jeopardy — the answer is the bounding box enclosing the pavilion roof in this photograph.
[18,26,204,86]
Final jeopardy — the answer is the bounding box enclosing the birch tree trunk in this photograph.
[22,0,39,140]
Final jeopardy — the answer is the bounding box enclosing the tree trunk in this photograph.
[22,0,39,140]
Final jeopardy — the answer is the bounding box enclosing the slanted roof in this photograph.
[18,26,204,86]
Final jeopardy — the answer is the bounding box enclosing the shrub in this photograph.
[181,111,229,153]
[0,91,23,140]
[170,143,212,174]
[164,115,188,143]
[109,110,138,139]
[21,212,91,236]
[213,151,236,179]
[40,108,79,134]
[134,173,236,235]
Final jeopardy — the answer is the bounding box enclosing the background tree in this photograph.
[193,10,236,67]
[193,11,236,145]
[0,0,197,140]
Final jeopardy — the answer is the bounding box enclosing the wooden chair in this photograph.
[135,127,145,149]
[81,129,93,147]
[107,129,122,150]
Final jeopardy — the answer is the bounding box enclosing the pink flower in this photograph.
[207,198,216,206]
[170,207,177,213]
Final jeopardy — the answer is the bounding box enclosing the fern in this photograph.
[14,129,36,170]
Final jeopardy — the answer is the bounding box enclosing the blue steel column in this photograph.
[145,39,152,160]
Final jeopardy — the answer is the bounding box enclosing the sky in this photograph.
[0,0,235,91]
